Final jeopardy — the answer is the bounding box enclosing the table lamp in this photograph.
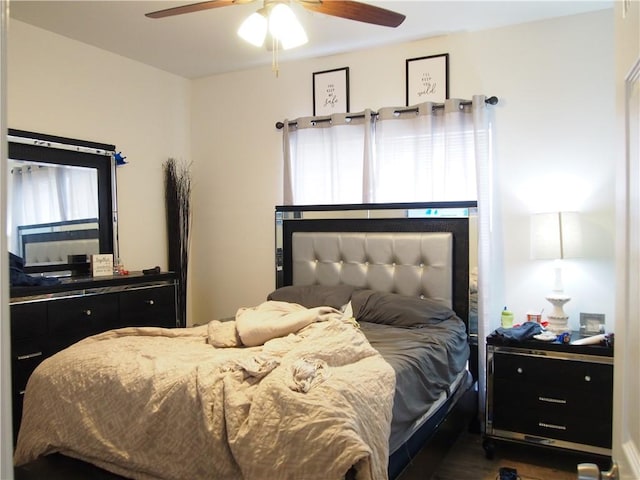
[530,212,582,333]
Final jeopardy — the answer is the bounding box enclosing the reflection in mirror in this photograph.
[8,160,99,266]
[7,129,117,276]
[274,202,478,336]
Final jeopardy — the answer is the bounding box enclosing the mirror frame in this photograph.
[8,128,118,275]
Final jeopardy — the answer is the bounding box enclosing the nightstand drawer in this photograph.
[119,286,176,328]
[493,353,613,391]
[493,404,612,448]
[493,378,612,420]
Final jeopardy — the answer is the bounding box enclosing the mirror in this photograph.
[7,129,118,276]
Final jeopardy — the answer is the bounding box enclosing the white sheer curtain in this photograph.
[283,110,373,205]
[373,99,477,202]
[471,95,501,431]
[8,164,98,254]
[11,165,62,227]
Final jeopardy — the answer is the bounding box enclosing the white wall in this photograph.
[191,9,616,331]
[7,9,615,333]
[7,20,192,275]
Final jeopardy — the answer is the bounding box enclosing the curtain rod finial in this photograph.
[486,96,498,105]
[275,121,285,130]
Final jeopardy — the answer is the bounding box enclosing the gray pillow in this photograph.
[351,289,456,327]
[267,285,355,309]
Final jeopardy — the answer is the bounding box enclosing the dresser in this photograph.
[10,272,179,443]
[484,334,613,463]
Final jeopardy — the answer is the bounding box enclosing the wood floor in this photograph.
[399,430,581,480]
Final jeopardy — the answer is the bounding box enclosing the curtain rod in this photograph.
[275,95,498,130]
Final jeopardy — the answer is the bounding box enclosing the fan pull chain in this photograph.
[272,36,279,78]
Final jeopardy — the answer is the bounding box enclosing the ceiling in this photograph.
[9,1,611,79]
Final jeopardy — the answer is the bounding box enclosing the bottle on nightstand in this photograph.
[501,307,514,328]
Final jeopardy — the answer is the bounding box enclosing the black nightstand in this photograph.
[483,333,613,464]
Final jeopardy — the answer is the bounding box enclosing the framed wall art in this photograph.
[313,67,349,116]
[405,53,449,106]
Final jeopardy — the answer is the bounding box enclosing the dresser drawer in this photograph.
[11,338,47,393]
[119,285,176,328]
[10,302,47,341]
[48,294,119,349]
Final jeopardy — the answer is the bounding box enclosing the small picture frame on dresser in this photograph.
[91,254,113,277]
[579,312,605,336]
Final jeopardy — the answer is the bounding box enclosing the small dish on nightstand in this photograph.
[533,332,557,342]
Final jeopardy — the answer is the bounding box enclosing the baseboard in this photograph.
[621,439,640,479]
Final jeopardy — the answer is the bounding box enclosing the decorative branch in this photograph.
[164,158,191,327]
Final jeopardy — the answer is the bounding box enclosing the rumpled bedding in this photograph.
[14,311,396,480]
[224,300,343,347]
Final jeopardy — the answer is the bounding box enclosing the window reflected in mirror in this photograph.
[8,160,100,266]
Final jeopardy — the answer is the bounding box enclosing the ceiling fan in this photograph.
[146,1,405,75]
[145,1,406,29]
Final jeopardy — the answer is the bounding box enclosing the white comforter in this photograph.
[14,308,396,480]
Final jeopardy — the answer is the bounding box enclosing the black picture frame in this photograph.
[313,67,350,116]
[405,53,449,106]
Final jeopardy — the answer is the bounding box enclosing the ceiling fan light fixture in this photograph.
[268,3,308,50]
[237,10,268,47]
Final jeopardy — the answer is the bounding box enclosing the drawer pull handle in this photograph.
[538,396,567,404]
[145,300,155,306]
[539,422,567,431]
[516,367,523,374]
[584,375,591,382]
[84,309,92,316]
[17,351,43,361]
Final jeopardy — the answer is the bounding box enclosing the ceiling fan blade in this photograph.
[299,1,405,28]
[145,0,245,19]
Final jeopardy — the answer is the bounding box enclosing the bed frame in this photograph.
[276,202,478,479]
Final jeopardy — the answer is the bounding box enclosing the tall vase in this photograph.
[164,158,191,327]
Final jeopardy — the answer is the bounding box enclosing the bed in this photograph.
[14,203,476,480]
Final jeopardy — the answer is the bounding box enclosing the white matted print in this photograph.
[313,67,349,116]
[406,54,449,105]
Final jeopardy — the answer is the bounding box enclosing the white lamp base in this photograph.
[546,292,570,333]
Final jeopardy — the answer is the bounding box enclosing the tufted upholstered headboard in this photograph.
[277,210,470,326]
[291,231,454,309]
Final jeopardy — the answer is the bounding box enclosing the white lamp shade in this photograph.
[269,3,308,50]
[530,211,582,260]
[238,11,268,47]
